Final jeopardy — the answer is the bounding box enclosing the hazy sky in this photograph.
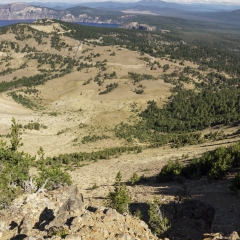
[1,0,240,4]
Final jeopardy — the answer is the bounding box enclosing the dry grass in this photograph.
[0,23,236,156]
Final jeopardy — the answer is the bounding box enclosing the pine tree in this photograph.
[105,171,131,214]
[10,117,23,151]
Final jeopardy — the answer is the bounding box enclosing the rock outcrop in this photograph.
[0,185,239,240]
[121,22,156,31]
[203,231,240,240]
[0,185,159,240]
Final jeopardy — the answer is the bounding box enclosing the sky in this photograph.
[1,0,240,5]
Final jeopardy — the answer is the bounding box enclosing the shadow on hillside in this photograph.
[129,202,150,222]
[10,235,27,240]
[129,195,215,240]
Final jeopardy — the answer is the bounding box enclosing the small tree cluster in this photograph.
[0,118,72,208]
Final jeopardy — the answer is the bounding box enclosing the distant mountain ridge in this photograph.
[0,2,239,28]
[0,3,126,23]
[0,3,65,20]
[74,0,240,12]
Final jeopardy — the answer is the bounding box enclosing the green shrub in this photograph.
[35,167,72,190]
[130,172,147,186]
[47,226,69,238]
[99,82,118,95]
[181,158,201,178]
[130,172,141,186]
[156,160,182,182]
[104,172,130,214]
[148,197,170,236]
[181,145,238,180]
[133,209,142,219]
[8,92,37,109]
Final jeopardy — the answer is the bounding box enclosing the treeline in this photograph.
[25,52,79,69]
[0,52,83,92]
[115,122,204,148]
[39,145,142,167]
[0,74,48,92]
[81,134,109,144]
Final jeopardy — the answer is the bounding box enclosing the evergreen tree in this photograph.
[10,117,22,151]
[105,171,131,214]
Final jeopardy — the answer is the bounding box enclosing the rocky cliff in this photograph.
[0,3,126,24]
[121,22,156,31]
[0,3,66,20]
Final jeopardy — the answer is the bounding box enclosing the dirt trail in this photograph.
[75,41,82,58]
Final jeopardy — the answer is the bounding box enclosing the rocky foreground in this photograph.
[0,185,239,240]
[0,185,159,240]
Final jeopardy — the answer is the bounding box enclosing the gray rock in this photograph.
[66,185,83,201]
[20,217,36,235]
[105,208,118,218]
[65,234,82,240]
[0,221,9,232]
[57,197,84,215]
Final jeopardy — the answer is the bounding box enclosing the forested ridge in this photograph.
[59,21,240,144]
[1,19,240,147]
